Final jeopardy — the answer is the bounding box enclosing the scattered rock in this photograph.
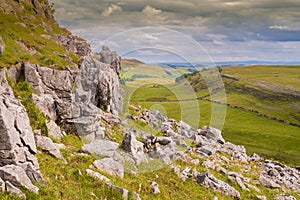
[259,174,281,189]
[178,120,197,139]
[80,139,119,157]
[86,169,110,182]
[121,132,148,164]
[197,145,217,156]
[35,135,66,162]
[46,120,64,140]
[151,181,160,194]
[256,195,267,200]
[5,181,26,199]
[0,165,39,194]
[92,158,124,178]
[275,194,297,200]
[250,153,262,162]
[196,172,240,199]
[105,182,128,199]
[245,182,260,192]
[132,192,141,200]
[236,177,248,191]
[202,160,216,170]
[199,126,225,144]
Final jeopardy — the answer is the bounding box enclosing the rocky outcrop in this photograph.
[54,35,91,57]
[24,63,74,120]
[259,160,300,192]
[0,69,43,197]
[72,47,122,140]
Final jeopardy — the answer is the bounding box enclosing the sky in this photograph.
[49,0,300,63]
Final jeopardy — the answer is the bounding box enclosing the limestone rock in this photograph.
[80,139,119,157]
[0,36,4,56]
[259,174,281,189]
[197,145,217,156]
[105,182,128,199]
[54,34,91,57]
[256,195,267,200]
[0,165,39,194]
[151,181,160,194]
[30,94,56,120]
[0,69,43,184]
[5,181,26,199]
[24,63,74,120]
[249,153,262,162]
[196,172,240,199]
[178,120,197,139]
[132,192,141,200]
[121,132,147,165]
[92,158,124,178]
[46,120,64,140]
[199,126,225,144]
[275,194,297,200]
[86,169,110,182]
[0,177,4,192]
[35,135,66,162]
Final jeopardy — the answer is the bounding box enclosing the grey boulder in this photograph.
[92,158,124,178]
[80,139,119,157]
[196,172,240,199]
[35,135,66,162]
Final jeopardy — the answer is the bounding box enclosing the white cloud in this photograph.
[102,4,123,17]
[142,5,162,16]
[269,25,290,30]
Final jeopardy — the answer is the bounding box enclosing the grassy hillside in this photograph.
[121,62,300,166]
[0,0,79,69]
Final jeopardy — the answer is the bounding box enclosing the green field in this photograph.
[121,61,300,165]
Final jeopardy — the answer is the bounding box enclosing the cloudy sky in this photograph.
[49,0,300,63]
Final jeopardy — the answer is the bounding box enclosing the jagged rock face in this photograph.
[75,51,122,115]
[24,63,74,121]
[0,69,43,197]
[54,35,91,57]
[72,48,122,139]
[98,46,121,76]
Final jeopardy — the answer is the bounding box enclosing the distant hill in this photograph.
[122,58,145,65]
